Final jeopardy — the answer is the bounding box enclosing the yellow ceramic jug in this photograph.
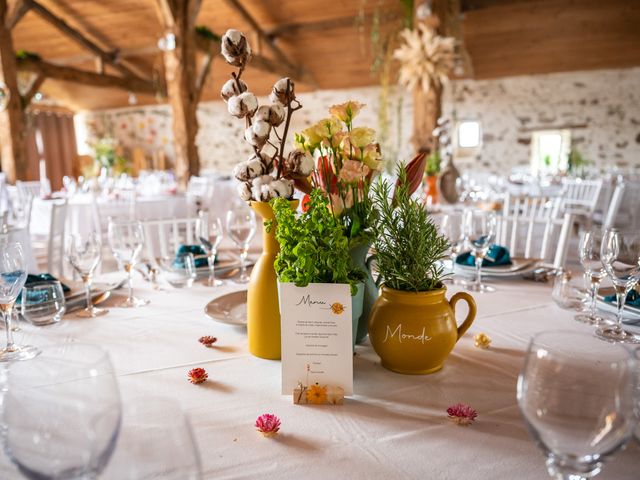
[368,286,476,374]
[247,200,298,360]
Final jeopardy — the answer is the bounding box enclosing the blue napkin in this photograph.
[604,290,640,308]
[17,274,70,305]
[173,245,210,269]
[456,245,512,267]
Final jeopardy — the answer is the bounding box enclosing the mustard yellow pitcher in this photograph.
[368,286,476,374]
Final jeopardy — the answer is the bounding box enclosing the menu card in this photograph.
[279,282,353,395]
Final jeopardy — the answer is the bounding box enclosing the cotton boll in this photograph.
[228,92,258,118]
[244,120,271,148]
[285,150,314,177]
[232,156,267,181]
[221,29,252,67]
[269,77,295,105]
[237,181,253,201]
[220,79,247,102]
[250,175,274,202]
[270,179,294,199]
[255,104,285,127]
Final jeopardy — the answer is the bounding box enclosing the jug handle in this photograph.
[449,291,477,341]
[365,254,383,288]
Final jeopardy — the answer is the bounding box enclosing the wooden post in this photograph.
[156,0,201,187]
[0,0,26,182]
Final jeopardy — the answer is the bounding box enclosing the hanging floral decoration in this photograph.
[393,24,456,93]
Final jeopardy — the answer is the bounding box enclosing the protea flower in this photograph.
[255,413,281,437]
[198,336,218,347]
[447,403,478,426]
[187,368,208,384]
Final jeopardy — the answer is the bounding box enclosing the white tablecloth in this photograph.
[1,276,638,479]
[30,194,191,237]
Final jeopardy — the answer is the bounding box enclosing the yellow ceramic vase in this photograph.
[368,286,476,374]
[247,200,298,360]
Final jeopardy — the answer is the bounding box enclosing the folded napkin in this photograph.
[17,274,70,305]
[173,245,210,269]
[456,245,512,267]
[604,289,640,308]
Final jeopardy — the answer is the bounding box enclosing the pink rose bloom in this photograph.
[339,159,370,183]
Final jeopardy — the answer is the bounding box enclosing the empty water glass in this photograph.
[196,212,224,287]
[157,253,197,289]
[20,281,65,326]
[226,207,256,284]
[463,210,497,293]
[518,331,637,480]
[108,219,149,308]
[66,232,108,318]
[575,229,607,325]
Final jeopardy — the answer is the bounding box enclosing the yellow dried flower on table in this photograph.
[306,383,328,405]
[474,333,491,349]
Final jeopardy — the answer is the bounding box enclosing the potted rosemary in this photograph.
[267,190,364,347]
[367,167,477,374]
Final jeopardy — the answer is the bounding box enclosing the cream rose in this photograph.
[329,101,365,124]
[348,127,376,149]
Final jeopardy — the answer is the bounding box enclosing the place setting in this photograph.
[0,2,638,479]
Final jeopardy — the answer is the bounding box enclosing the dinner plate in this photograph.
[597,288,640,322]
[204,290,247,326]
[454,257,542,277]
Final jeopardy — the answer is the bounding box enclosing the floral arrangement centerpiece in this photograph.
[220,29,314,202]
[294,101,382,243]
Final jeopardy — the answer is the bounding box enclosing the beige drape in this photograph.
[24,111,77,190]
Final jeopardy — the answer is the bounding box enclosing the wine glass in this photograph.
[518,331,637,480]
[226,207,256,284]
[66,232,109,317]
[463,210,497,293]
[597,228,640,344]
[156,253,197,289]
[20,281,66,326]
[440,212,466,284]
[574,229,607,325]
[196,213,224,287]
[0,242,38,362]
[102,397,202,479]
[108,219,149,308]
[3,344,122,479]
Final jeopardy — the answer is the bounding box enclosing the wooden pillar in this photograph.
[0,0,26,182]
[157,0,201,187]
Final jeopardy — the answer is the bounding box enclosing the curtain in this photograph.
[25,111,77,191]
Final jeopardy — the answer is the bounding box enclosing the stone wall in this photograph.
[76,67,640,175]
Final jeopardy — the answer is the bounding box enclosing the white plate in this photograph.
[454,257,542,278]
[204,290,247,326]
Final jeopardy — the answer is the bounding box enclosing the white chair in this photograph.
[496,212,574,269]
[32,200,68,277]
[602,181,626,229]
[139,216,202,261]
[560,178,603,217]
[16,180,50,202]
[502,194,562,222]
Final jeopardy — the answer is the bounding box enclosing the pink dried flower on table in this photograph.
[199,336,218,347]
[447,403,478,426]
[255,413,281,438]
[187,367,208,384]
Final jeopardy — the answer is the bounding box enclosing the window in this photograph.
[530,129,571,174]
[458,121,481,148]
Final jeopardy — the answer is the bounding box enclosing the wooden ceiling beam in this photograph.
[17,57,156,94]
[266,12,401,39]
[21,71,44,107]
[5,0,30,29]
[28,0,149,81]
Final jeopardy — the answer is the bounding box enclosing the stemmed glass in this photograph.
[518,331,637,480]
[0,242,38,362]
[441,213,466,284]
[66,232,109,317]
[574,229,607,325]
[226,207,256,284]
[597,228,640,344]
[3,344,122,479]
[196,213,225,287]
[108,219,149,308]
[463,210,497,293]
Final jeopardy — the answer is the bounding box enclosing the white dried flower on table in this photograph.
[221,29,252,67]
[270,178,294,199]
[393,24,456,94]
[237,181,253,201]
[285,150,314,177]
[233,153,271,181]
[269,77,295,105]
[244,120,271,148]
[255,104,285,127]
[221,78,247,102]
[228,92,258,118]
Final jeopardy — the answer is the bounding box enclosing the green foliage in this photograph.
[15,50,41,61]
[425,151,441,176]
[195,26,221,42]
[266,190,363,295]
[567,148,591,175]
[371,166,449,292]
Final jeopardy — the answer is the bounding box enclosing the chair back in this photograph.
[47,201,68,277]
[496,212,574,269]
[139,216,202,261]
[560,178,603,215]
[603,181,626,229]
